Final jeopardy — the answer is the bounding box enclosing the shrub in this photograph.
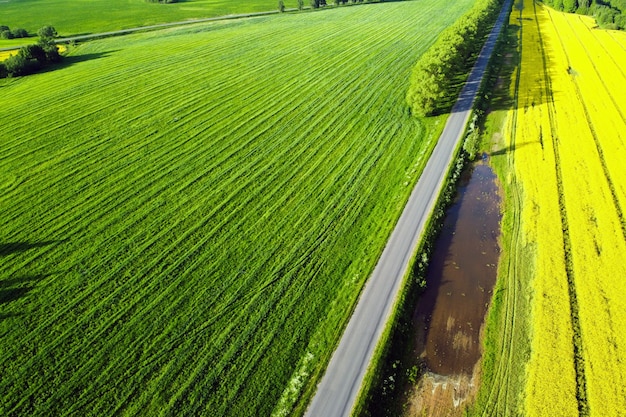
[19,44,47,63]
[3,54,41,77]
[0,29,13,39]
[13,28,29,38]
[37,25,58,39]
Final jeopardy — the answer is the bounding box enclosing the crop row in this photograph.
[500,2,579,415]
[0,1,476,415]
[544,7,626,415]
[496,1,626,415]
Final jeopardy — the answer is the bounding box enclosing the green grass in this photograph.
[0,1,475,416]
[468,8,531,414]
[0,0,292,43]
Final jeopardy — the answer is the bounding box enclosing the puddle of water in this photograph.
[414,157,501,377]
[365,157,502,417]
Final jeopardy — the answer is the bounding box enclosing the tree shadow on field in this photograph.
[0,274,49,311]
[488,8,562,114]
[42,50,119,73]
[490,140,533,156]
[0,240,66,257]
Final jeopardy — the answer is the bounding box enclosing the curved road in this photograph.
[304,1,513,416]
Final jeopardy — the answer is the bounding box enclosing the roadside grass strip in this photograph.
[0,1,476,416]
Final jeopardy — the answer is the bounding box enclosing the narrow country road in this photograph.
[304,0,513,416]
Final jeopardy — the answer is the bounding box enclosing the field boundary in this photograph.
[0,1,387,52]
[533,2,589,414]
[304,0,513,415]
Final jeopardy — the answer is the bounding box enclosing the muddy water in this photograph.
[414,157,501,377]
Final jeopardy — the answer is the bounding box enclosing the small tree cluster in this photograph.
[0,25,29,40]
[37,25,58,39]
[0,27,61,78]
[310,0,327,8]
[406,0,503,116]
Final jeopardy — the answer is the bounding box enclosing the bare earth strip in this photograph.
[304,1,513,415]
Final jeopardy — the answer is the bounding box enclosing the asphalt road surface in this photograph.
[304,1,513,416]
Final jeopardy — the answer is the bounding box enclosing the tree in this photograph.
[563,0,578,13]
[0,29,13,39]
[3,54,36,77]
[298,0,304,10]
[39,39,61,63]
[19,44,46,64]
[278,0,285,12]
[37,25,58,40]
[13,28,29,38]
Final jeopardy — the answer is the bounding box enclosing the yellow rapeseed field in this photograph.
[502,2,578,415]
[0,45,66,63]
[545,6,626,415]
[503,1,626,415]
[0,49,18,62]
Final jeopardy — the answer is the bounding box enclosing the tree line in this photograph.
[406,0,504,116]
[0,26,62,79]
[542,0,626,29]
[0,25,29,40]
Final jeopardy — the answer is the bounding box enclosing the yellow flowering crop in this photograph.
[0,49,18,62]
[0,46,66,63]
[544,6,626,415]
[502,1,626,415]
[503,2,578,415]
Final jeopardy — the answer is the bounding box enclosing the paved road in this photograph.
[304,1,513,416]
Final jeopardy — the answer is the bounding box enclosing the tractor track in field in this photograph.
[536,2,589,414]
[480,2,523,416]
[557,14,626,242]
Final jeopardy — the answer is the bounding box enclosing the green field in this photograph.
[0,0,287,43]
[0,1,475,415]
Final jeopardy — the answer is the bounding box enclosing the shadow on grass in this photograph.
[0,240,66,256]
[0,274,48,309]
[428,20,553,118]
[0,286,34,304]
[44,50,119,73]
[0,312,22,321]
[490,140,534,156]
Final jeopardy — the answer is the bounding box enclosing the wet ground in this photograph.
[408,156,502,415]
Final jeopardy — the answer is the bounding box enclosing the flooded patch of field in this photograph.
[407,156,501,415]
